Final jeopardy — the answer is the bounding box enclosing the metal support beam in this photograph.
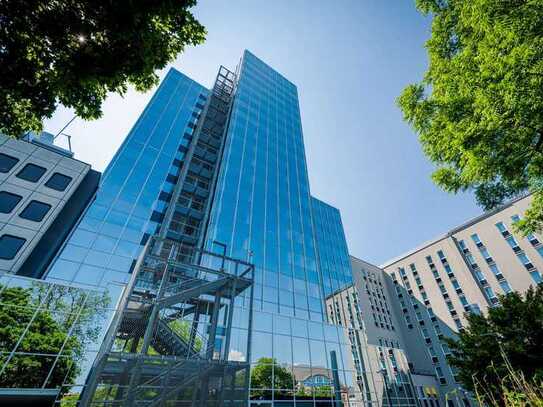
[126,245,176,406]
[222,263,238,361]
[80,236,253,407]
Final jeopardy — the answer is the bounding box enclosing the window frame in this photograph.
[0,191,23,214]
[19,200,52,222]
[0,153,20,173]
[16,163,47,183]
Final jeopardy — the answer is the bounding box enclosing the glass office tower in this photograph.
[205,52,323,321]
[46,70,209,289]
[205,51,359,405]
[311,197,353,297]
[44,51,362,406]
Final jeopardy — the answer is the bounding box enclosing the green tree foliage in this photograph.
[0,0,205,137]
[168,319,203,352]
[397,0,543,235]
[0,286,80,388]
[0,283,110,394]
[446,285,543,404]
[250,357,294,399]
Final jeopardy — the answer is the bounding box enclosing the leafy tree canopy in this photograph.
[0,283,110,394]
[0,0,205,137]
[398,0,543,235]
[446,286,543,404]
[0,286,81,389]
[250,357,294,398]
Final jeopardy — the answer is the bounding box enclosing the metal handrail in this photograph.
[124,340,216,404]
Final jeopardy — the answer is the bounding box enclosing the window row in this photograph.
[0,153,72,191]
[0,234,26,260]
[0,191,52,221]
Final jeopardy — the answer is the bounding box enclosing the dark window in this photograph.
[150,211,164,223]
[0,191,22,213]
[0,153,19,173]
[16,163,46,182]
[19,200,51,222]
[140,233,150,246]
[45,172,72,191]
[0,235,26,259]
[158,191,172,202]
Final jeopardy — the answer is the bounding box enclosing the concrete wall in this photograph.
[0,135,92,275]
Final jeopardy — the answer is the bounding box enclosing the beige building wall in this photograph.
[382,195,539,334]
[326,258,444,407]
[378,194,539,403]
[351,257,456,403]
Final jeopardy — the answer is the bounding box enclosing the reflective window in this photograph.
[45,70,208,288]
[251,331,272,362]
[0,234,26,259]
[16,163,46,182]
[0,191,22,213]
[0,274,115,390]
[19,200,51,222]
[499,281,512,293]
[45,172,72,191]
[273,334,292,365]
[0,153,19,173]
[292,337,310,365]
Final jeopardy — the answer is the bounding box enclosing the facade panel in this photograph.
[204,51,361,405]
[0,135,96,277]
[382,194,539,401]
[312,197,352,298]
[45,70,209,289]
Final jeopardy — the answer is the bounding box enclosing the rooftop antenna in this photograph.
[54,114,76,140]
[53,114,76,153]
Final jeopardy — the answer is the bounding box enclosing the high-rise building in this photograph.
[327,258,458,407]
[2,49,536,407]
[380,194,539,402]
[0,51,371,407]
[45,68,210,289]
[198,51,360,406]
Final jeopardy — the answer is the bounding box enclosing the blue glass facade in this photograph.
[204,51,360,404]
[311,197,353,297]
[46,70,208,288]
[205,51,323,321]
[42,51,362,405]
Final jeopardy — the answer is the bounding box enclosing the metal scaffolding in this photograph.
[159,65,237,251]
[80,236,254,406]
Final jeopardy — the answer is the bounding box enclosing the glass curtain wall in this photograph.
[45,70,208,290]
[311,197,353,298]
[205,51,361,406]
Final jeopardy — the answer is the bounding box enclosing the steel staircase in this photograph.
[80,237,254,407]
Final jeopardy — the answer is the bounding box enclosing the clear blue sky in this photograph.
[45,0,482,265]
